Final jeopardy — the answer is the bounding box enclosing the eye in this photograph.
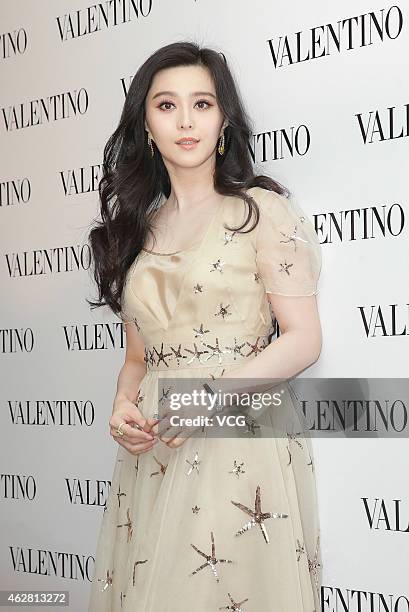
[196,99,212,109]
[158,99,212,111]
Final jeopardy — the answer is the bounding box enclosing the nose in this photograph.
[178,104,193,129]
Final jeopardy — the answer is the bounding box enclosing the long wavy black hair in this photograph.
[87,40,290,319]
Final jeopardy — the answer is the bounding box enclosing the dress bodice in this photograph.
[120,186,321,372]
[121,188,275,341]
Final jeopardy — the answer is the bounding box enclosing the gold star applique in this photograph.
[194,283,204,293]
[189,531,234,582]
[231,485,288,544]
[254,272,261,283]
[192,504,200,514]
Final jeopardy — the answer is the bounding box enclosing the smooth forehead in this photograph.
[147,65,216,100]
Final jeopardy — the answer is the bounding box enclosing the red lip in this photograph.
[176,138,199,144]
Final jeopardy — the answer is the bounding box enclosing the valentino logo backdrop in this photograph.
[1,1,408,610]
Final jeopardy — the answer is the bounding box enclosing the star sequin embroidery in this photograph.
[210,258,226,273]
[279,260,294,276]
[202,338,232,364]
[193,323,210,338]
[169,344,187,366]
[192,504,200,514]
[117,508,133,542]
[186,451,201,475]
[229,460,246,478]
[279,224,309,251]
[231,485,288,544]
[245,336,267,357]
[96,569,114,592]
[243,415,261,435]
[219,591,249,611]
[184,343,209,365]
[150,455,168,477]
[135,389,144,408]
[116,483,126,508]
[154,342,173,367]
[225,338,247,359]
[189,531,234,582]
[132,559,148,586]
[194,283,203,293]
[159,386,173,404]
[286,430,304,465]
[214,303,232,320]
[223,231,238,245]
[308,534,322,594]
[295,538,306,561]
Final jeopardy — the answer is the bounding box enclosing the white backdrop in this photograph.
[1,1,408,610]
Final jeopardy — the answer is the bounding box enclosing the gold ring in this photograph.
[116,422,126,437]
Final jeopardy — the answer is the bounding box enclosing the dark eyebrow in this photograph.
[151,90,217,100]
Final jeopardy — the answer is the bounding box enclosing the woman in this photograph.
[87,41,323,612]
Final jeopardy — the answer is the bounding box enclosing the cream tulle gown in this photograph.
[87,186,323,611]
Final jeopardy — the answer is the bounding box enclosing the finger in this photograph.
[115,437,157,454]
[111,422,154,443]
[166,435,187,449]
[144,417,160,435]
[159,427,184,445]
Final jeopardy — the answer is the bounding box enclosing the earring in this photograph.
[218,132,225,155]
[147,132,154,157]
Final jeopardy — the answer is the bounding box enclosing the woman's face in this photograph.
[144,64,227,169]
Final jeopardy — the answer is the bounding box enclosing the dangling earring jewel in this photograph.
[147,132,154,158]
[218,132,225,155]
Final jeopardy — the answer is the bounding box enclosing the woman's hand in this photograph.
[109,396,159,456]
[149,401,205,450]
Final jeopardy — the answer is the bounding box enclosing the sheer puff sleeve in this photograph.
[254,188,322,297]
[118,277,135,324]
